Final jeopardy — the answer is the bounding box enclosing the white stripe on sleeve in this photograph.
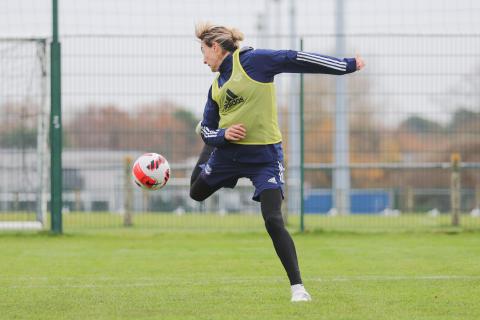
[296,52,347,71]
[201,127,221,138]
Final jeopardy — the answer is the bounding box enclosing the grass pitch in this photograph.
[3,211,480,233]
[1,227,479,319]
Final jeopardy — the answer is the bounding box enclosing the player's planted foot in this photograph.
[291,284,312,302]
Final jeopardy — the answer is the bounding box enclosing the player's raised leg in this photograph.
[189,141,218,201]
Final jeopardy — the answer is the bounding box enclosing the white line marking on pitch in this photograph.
[2,275,480,289]
[309,275,480,282]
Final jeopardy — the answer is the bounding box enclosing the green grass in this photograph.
[2,211,480,233]
[1,228,480,319]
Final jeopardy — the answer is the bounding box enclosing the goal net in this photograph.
[0,38,49,230]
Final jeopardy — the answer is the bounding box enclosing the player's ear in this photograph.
[213,41,222,54]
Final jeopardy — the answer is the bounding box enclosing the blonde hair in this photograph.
[195,22,244,52]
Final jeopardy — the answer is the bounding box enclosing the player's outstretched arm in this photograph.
[247,49,364,77]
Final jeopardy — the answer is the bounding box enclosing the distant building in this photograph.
[0,148,256,214]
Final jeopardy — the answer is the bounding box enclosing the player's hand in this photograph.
[355,54,365,70]
[225,124,246,141]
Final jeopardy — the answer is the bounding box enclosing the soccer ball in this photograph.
[132,153,170,190]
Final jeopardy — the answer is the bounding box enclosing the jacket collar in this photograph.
[218,47,253,74]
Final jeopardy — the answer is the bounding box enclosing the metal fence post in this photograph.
[124,156,133,227]
[451,153,461,226]
[299,38,305,232]
[475,186,480,210]
[50,0,62,234]
[406,187,414,213]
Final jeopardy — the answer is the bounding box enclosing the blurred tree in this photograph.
[298,72,393,188]
[0,127,37,148]
[65,102,203,163]
[0,102,48,148]
[398,116,445,134]
[448,108,480,134]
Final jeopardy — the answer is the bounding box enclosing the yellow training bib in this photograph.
[211,49,282,145]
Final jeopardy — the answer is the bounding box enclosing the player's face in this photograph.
[201,42,224,72]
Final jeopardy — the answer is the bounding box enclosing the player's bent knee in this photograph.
[190,189,207,202]
[190,176,218,202]
[264,215,285,232]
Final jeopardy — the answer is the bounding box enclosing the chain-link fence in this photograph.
[1,0,480,232]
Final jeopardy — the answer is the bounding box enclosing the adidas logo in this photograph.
[224,89,245,110]
[268,177,277,184]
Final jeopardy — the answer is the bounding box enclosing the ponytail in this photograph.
[195,22,244,52]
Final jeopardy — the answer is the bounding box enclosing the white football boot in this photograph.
[291,284,312,302]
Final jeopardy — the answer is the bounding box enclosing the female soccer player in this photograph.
[190,22,365,302]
